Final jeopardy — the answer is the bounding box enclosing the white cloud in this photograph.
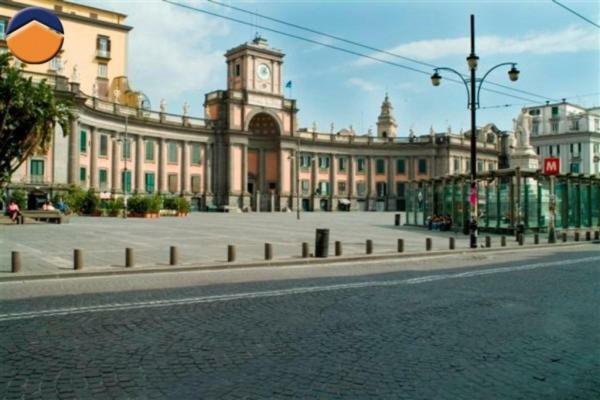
[347,77,381,92]
[356,25,599,66]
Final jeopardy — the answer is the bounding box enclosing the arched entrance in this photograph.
[247,113,281,211]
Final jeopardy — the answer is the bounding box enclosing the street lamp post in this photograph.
[288,137,301,220]
[431,14,520,248]
[118,115,129,219]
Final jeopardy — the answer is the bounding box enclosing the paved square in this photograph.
[2,212,523,275]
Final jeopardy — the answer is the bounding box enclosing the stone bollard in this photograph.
[366,239,373,254]
[315,229,330,258]
[302,242,309,258]
[485,236,491,248]
[562,232,568,243]
[425,237,432,251]
[264,243,273,260]
[335,241,342,256]
[574,231,580,242]
[501,236,507,247]
[11,251,21,273]
[227,245,236,262]
[585,231,591,241]
[534,234,539,245]
[394,214,401,226]
[518,234,524,246]
[125,248,135,268]
[595,231,600,240]
[397,239,404,253]
[170,246,178,266]
[74,249,83,270]
[449,237,455,250]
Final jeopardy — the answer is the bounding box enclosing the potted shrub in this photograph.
[81,189,100,216]
[147,194,162,218]
[105,197,124,217]
[161,196,177,216]
[175,197,190,216]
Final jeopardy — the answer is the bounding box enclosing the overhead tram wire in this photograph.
[162,0,539,104]
[551,0,600,29]
[480,92,600,110]
[206,0,557,102]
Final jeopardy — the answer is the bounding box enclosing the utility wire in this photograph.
[480,92,600,110]
[551,0,600,29]
[162,0,539,104]
[207,0,557,102]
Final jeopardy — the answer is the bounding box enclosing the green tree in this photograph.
[0,53,71,186]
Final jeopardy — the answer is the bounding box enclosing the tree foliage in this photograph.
[0,53,71,186]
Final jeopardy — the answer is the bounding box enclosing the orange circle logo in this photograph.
[6,7,64,64]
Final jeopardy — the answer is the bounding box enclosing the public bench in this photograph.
[21,210,70,224]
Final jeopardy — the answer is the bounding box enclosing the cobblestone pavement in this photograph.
[1,248,599,399]
[1,212,579,276]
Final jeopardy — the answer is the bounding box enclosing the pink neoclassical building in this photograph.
[3,1,506,212]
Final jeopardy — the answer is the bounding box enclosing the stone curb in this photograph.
[1,241,592,283]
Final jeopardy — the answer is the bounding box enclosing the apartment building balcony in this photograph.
[95,49,111,60]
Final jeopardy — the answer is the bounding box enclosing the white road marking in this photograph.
[0,255,598,322]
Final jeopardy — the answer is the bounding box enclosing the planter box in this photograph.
[128,212,160,218]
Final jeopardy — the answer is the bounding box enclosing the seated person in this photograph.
[7,200,22,223]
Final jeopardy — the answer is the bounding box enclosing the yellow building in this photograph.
[0,0,136,104]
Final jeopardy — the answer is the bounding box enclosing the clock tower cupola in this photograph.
[225,35,285,96]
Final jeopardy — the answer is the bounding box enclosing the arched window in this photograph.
[248,113,280,136]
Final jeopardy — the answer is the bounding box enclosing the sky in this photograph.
[76,0,599,135]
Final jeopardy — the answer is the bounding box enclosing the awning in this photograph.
[339,198,351,205]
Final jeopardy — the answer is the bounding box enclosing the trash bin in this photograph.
[315,229,330,258]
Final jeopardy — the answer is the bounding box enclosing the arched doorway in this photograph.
[248,113,280,136]
[247,113,281,211]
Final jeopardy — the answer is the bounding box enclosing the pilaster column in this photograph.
[89,126,98,189]
[388,157,395,196]
[135,135,144,193]
[278,149,285,195]
[111,134,120,193]
[182,141,190,195]
[204,143,212,194]
[242,144,248,194]
[311,154,318,195]
[67,115,79,185]
[349,155,355,197]
[367,156,374,197]
[259,148,266,192]
[330,153,337,196]
[158,138,167,193]
[228,143,235,194]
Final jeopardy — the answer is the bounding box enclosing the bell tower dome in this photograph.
[376,93,398,138]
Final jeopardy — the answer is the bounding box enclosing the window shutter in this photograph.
[96,36,100,50]
[107,39,111,52]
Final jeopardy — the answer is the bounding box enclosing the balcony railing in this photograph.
[96,49,111,59]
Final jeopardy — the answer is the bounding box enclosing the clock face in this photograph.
[257,63,271,80]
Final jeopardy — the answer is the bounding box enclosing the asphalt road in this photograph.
[1,245,599,399]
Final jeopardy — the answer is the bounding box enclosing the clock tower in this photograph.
[225,35,284,96]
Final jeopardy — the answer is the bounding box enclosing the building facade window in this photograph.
[99,135,108,156]
[99,169,108,191]
[145,172,155,193]
[191,143,201,165]
[98,63,108,78]
[532,121,539,135]
[488,162,495,171]
[49,57,61,72]
[375,159,385,175]
[299,155,311,169]
[30,160,44,183]
[338,157,347,172]
[316,181,329,196]
[376,182,387,197]
[551,120,559,133]
[356,181,366,196]
[168,174,178,193]
[396,182,405,197]
[191,175,201,193]
[145,139,154,161]
[80,130,87,153]
[80,167,86,184]
[418,159,427,174]
[396,159,405,174]
[235,64,241,77]
[454,158,460,174]
[96,35,111,57]
[595,118,600,132]
[0,17,7,40]
[570,119,579,131]
[301,179,310,194]
[337,181,347,194]
[318,156,330,169]
[122,170,131,193]
[357,158,366,173]
[168,142,178,163]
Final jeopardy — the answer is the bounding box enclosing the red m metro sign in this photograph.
[544,157,560,175]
